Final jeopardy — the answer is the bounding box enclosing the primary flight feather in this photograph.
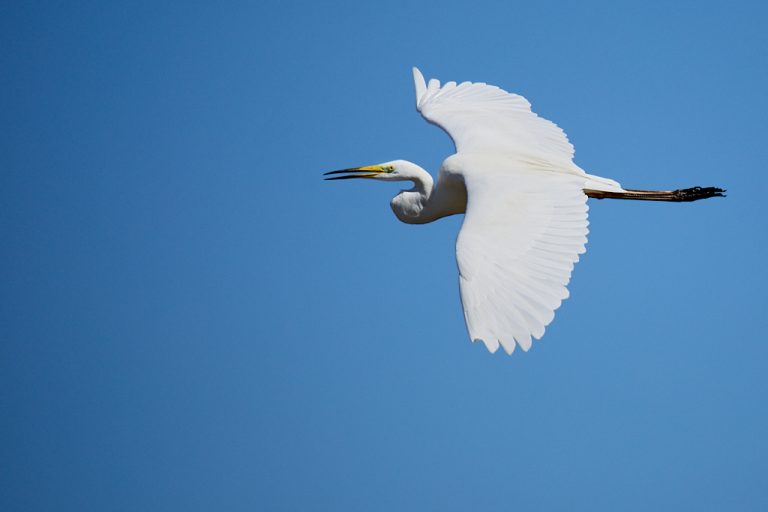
[325,68,724,355]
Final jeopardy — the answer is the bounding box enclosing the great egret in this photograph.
[325,68,724,355]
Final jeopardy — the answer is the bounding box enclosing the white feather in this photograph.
[413,68,593,352]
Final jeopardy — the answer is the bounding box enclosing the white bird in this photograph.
[325,68,724,355]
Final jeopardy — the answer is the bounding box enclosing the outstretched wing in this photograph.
[413,67,577,169]
[456,165,589,354]
[413,68,590,354]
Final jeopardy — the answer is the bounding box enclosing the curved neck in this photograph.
[410,167,434,196]
[390,166,465,224]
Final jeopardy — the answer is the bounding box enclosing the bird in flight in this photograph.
[325,68,724,355]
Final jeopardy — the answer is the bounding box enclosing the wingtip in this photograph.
[412,67,426,109]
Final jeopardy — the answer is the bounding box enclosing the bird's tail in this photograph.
[584,186,726,202]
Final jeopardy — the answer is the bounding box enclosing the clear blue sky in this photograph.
[2,1,767,510]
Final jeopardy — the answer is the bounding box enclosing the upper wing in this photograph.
[456,164,589,354]
[413,67,577,168]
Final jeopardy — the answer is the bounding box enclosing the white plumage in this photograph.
[413,68,601,353]
[325,68,723,355]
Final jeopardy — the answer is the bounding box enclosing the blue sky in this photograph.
[2,1,767,510]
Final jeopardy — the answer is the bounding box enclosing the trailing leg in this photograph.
[584,186,726,202]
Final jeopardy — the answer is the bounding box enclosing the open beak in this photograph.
[323,165,386,181]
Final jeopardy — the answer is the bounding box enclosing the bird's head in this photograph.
[323,160,423,182]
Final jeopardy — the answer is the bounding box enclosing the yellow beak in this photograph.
[323,165,386,180]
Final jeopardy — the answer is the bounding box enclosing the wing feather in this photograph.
[413,68,591,354]
[413,68,575,167]
[456,169,588,353]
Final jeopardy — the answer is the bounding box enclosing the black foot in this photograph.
[673,186,727,202]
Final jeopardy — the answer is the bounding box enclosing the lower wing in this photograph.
[456,166,589,354]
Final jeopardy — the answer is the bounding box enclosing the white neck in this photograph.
[389,164,466,225]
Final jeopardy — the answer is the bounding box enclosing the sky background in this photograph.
[2,1,767,510]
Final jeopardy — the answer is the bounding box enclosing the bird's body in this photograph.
[326,68,724,355]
